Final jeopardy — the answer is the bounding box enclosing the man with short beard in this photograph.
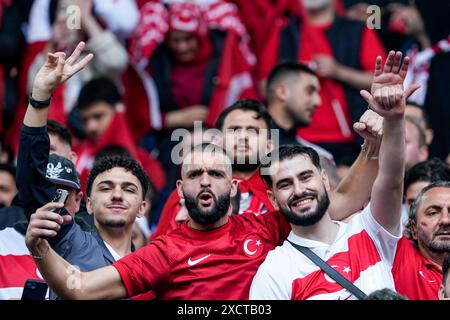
[393,181,450,300]
[250,51,419,300]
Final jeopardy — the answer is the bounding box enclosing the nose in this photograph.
[200,171,211,188]
[292,179,307,197]
[313,93,322,108]
[438,208,450,226]
[111,185,124,201]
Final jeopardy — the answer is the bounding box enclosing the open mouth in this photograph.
[198,192,214,207]
[291,195,315,209]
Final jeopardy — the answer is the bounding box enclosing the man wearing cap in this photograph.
[16,42,153,299]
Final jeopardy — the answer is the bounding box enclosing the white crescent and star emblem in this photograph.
[242,236,263,258]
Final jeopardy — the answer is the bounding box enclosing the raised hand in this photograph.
[353,109,383,144]
[360,51,420,120]
[32,41,94,100]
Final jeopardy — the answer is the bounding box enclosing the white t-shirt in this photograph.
[249,204,402,300]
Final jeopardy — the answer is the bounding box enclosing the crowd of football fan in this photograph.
[0,0,449,300]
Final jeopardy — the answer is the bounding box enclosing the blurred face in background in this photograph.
[80,102,116,143]
[167,30,200,63]
[0,171,16,208]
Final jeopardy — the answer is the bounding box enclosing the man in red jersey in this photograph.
[439,252,450,300]
[393,181,450,300]
[26,143,291,299]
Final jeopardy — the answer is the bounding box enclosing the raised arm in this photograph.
[329,109,382,220]
[25,202,127,300]
[24,41,93,127]
[361,51,420,234]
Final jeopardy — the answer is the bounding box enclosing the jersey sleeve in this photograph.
[112,238,171,297]
[249,249,291,300]
[360,203,402,265]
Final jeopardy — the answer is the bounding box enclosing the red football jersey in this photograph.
[392,236,442,300]
[113,210,291,299]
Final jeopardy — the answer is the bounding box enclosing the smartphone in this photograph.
[21,279,48,300]
[52,189,69,215]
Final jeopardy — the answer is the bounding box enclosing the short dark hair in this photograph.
[443,253,450,286]
[86,155,149,200]
[94,145,132,163]
[0,163,16,180]
[215,99,273,138]
[364,288,407,300]
[76,77,121,111]
[404,158,450,197]
[266,62,318,104]
[260,144,321,188]
[47,120,72,148]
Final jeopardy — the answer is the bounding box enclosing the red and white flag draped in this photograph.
[404,35,450,106]
[123,0,257,141]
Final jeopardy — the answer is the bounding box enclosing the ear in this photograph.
[69,151,78,164]
[425,129,434,145]
[438,284,445,300]
[86,197,94,215]
[74,191,83,212]
[137,200,149,219]
[176,180,184,200]
[267,190,279,210]
[275,84,289,102]
[419,146,429,162]
[230,179,238,198]
[321,169,331,192]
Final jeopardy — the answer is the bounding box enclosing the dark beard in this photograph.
[184,190,231,226]
[285,105,310,128]
[280,190,330,226]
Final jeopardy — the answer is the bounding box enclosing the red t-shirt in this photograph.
[113,210,290,299]
[298,25,385,143]
[392,236,442,300]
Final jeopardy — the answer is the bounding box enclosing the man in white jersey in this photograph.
[250,51,421,300]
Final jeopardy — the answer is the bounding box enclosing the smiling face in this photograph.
[87,167,146,229]
[267,154,330,226]
[414,187,450,254]
[177,149,237,227]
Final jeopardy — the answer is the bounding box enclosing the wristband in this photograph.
[29,94,52,109]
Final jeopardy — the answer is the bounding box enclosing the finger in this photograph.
[405,83,421,99]
[353,122,367,133]
[373,116,383,135]
[29,229,58,239]
[55,56,65,78]
[399,56,411,79]
[32,210,64,224]
[70,53,94,75]
[391,51,403,74]
[366,113,378,131]
[37,202,65,212]
[47,53,58,64]
[31,219,62,231]
[66,41,86,65]
[383,51,396,73]
[381,88,390,110]
[388,87,397,107]
[374,56,382,76]
[62,215,73,225]
[360,90,376,107]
